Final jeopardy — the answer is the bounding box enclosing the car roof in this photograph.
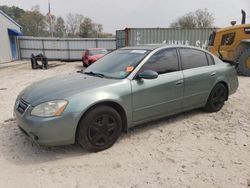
[121,44,165,50]
[121,44,209,52]
[87,48,106,51]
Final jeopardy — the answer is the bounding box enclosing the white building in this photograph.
[0,10,22,63]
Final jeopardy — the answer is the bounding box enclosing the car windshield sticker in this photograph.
[130,50,147,54]
[126,66,134,72]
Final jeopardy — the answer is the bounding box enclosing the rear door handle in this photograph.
[175,80,183,86]
[210,72,216,76]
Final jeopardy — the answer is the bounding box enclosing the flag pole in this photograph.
[48,0,53,37]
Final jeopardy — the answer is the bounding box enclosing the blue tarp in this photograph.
[8,28,23,36]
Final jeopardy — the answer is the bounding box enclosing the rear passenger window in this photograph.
[140,48,179,74]
[179,48,208,70]
[206,53,215,65]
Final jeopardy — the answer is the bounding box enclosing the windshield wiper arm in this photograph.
[84,71,105,78]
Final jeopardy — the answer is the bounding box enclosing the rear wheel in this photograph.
[237,49,250,76]
[205,83,227,112]
[77,106,122,152]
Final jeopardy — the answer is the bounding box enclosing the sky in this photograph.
[0,0,249,34]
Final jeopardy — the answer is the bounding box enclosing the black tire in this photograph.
[237,49,250,76]
[88,61,93,66]
[205,83,227,112]
[83,61,90,67]
[77,105,122,152]
[82,59,87,67]
[31,57,36,69]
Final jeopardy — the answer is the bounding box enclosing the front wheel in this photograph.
[205,83,227,112]
[77,106,122,152]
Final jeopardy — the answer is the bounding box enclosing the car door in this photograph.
[179,48,217,109]
[131,48,184,123]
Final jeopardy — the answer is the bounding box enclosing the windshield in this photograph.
[84,49,150,79]
[89,49,108,56]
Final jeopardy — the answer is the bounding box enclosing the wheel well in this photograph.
[76,101,128,140]
[217,81,229,100]
[99,102,128,132]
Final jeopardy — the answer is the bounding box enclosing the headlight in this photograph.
[31,100,68,117]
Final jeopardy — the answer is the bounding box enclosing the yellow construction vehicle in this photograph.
[208,10,250,76]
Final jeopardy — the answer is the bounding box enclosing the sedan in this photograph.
[82,48,108,67]
[14,45,238,152]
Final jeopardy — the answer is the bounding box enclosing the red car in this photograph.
[82,48,108,67]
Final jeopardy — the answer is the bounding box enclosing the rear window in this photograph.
[89,49,108,55]
[206,53,215,65]
[179,48,208,70]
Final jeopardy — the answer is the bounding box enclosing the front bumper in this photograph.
[14,102,80,146]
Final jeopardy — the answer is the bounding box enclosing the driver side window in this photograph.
[139,48,179,75]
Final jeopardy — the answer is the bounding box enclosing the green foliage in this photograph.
[65,14,105,38]
[79,17,96,37]
[19,9,49,37]
[0,5,25,22]
[54,17,66,37]
[0,5,112,38]
[170,9,214,29]
[65,13,84,37]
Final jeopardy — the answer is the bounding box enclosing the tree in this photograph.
[94,24,103,37]
[65,13,84,37]
[79,17,94,37]
[79,17,104,38]
[170,9,214,29]
[54,17,66,37]
[0,5,25,22]
[195,9,214,28]
[31,5,40,12]
[0,5,49,36]
[19,9,49,36]
[0,5,113,38]
[45,14,56,37]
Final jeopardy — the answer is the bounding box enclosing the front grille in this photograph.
[16,99,29,114]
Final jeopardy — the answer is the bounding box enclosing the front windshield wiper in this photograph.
[83,71,106,78]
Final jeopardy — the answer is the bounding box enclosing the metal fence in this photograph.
[116,28,216,49]
[17,36,116,60]
[17,28,216,61]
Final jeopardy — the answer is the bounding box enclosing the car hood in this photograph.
[19,72,120,106]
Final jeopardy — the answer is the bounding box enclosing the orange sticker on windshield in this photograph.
[126,66,134,72]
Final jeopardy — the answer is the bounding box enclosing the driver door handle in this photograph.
[210,72,216,76]
[175,80,183,86]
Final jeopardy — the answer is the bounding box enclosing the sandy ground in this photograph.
[0,61,249,188]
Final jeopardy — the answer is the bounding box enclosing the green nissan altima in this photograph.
[14,45,238,152]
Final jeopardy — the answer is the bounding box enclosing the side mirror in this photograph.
[137,70,158,80]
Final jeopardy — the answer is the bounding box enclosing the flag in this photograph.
[47,0,52,18]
